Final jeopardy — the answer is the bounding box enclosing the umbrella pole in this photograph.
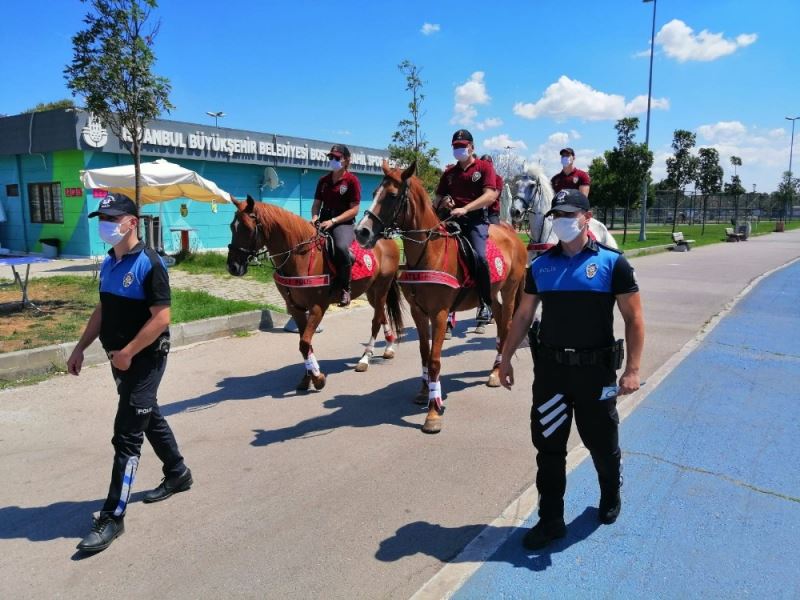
[159,202,164,252]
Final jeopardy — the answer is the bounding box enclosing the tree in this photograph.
[65,0,173,207]
[23,99,76,113]
[587,154,616,226]
[605,118,653,242]
[388,60,440,193]
[695,147,723,234]
[665,129,699,232]
[490,148,526,180]
[724,155,746,224]
[777,170,799,221]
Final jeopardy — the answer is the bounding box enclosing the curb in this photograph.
[0,308,293,382]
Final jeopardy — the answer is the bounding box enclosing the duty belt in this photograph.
[537,341,623,368]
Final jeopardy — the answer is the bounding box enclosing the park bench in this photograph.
[671,231,695,252]
[726,227,745,242]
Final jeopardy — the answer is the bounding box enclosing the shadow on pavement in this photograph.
[250,371,488,446]
[375,508,601,572]
[0,491,147,542]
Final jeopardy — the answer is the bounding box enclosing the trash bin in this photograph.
[40,238,60,258]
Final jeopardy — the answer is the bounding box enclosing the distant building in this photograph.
[0,109,389,256]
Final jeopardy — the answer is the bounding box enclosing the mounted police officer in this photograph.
[67,193,192,553]
[435,130,498,320]
[311,144,362,307]
[498,188,644,550]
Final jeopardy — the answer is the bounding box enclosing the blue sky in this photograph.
[2,0,798,192]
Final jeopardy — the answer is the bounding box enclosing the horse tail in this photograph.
[386,277,405,339]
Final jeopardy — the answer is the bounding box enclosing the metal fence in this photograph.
[593,192,797,229]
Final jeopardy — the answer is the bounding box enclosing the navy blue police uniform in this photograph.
[525,238,638,523]
[98,242,187,520]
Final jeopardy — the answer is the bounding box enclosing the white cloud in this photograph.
[697,120,747,142]
[513,76,669,121]
[475,117,503,131]
[451,71,491,126]
[655,19,757,62]
[420,23,440,35]
[526,131,591,176]
[482,134,527,151]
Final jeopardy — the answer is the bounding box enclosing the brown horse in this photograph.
[227,195,403,390]
[355,162,527,433]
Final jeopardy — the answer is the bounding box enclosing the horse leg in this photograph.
[298,306,327,391]
[355,301,382,373]
[422,310,449,434]
[409,303,431,405]
[381,307,398,359]
[290,309,313,391]
[488,281,518,387]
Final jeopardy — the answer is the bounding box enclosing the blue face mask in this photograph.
[453,147,470,161]
[98,219,131,246]
[329,159,343,171]
[561,156,572,167]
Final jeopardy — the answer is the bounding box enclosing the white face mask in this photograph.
[560,156,572,168]
[98,219,131,246]
[453,147,470,162]
[551,216,583,242]
[329,159,343,171]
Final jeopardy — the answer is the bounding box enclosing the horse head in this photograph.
[356,160,417,249]
[511,175,533,223]
[519,164,556,247]
[227,194,263,276]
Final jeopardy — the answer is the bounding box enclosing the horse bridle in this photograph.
[365,178,410,237]
[228,212,268,263]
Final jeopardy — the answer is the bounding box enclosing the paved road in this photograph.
[452,257,800,599]
[1,230,798,599]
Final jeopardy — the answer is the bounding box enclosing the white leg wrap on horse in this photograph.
[304,353,321,376]
[428,380,443,411]
[383,323,396,342]
[364,337,376,355]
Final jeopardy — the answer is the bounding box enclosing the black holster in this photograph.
[528,320,540,362]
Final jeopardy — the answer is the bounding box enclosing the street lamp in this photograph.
[639,0,658,241]
[786,116,799,221]
[206,111,226,128]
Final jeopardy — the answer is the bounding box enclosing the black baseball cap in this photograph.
[546,189,590,216]
[327,144,351,159]
[559,147,575,157]
[452,129,474,146]
[88,193,138,218]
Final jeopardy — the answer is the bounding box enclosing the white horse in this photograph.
[512,163,617,263]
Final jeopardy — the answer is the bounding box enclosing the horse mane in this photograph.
[525,163,554,205]
[254,201,316,246]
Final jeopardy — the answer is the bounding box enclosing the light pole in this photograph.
[638,0,657,241]
[206,111,226,128]
[786,116,799,221]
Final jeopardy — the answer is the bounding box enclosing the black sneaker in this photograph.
[76,515,124,553]
[522,518,567,550]
[599,491,621,524]
[337,289,351,307]
[477,305,492,324]
[143,468,193,504]
[444,323,453,340]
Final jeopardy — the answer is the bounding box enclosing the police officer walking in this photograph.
[311,144,362,307]
[67,193,192,553]
[498,188,644,550]
[435,130,498,321]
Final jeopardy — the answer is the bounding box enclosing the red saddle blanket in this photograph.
[398,239,507,288]
[274,241,377,289]
[348,241,377,282]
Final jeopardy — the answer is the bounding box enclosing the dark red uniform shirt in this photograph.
[489,173,504,215]
[315,171,361,221]
[436,158,497,208]
[550,168,590,193]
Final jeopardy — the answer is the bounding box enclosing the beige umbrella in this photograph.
[80,158,232,204]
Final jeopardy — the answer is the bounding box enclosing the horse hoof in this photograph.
[422,408,444,434]
[296,373,312,392]
[312,373,326,390]
[487,369,501,388]
[355,361,369,372]
[382,349,395,359]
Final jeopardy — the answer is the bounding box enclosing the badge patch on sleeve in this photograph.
[122,272,134,287]
[471,172,482,182]
[586,263,598,279]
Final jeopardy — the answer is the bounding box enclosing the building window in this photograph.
[28,182,64,223]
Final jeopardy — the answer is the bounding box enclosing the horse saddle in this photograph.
[442,222,507,286]
[322,237,377,283]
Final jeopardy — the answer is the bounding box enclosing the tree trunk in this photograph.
[672,191,679,233]
[133,139,141,209]
[622,197,630,245]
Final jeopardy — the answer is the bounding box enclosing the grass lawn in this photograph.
[171,250,274,284]
[0,276,264,355]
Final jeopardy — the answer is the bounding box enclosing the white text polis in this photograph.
[120,127,386,167]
